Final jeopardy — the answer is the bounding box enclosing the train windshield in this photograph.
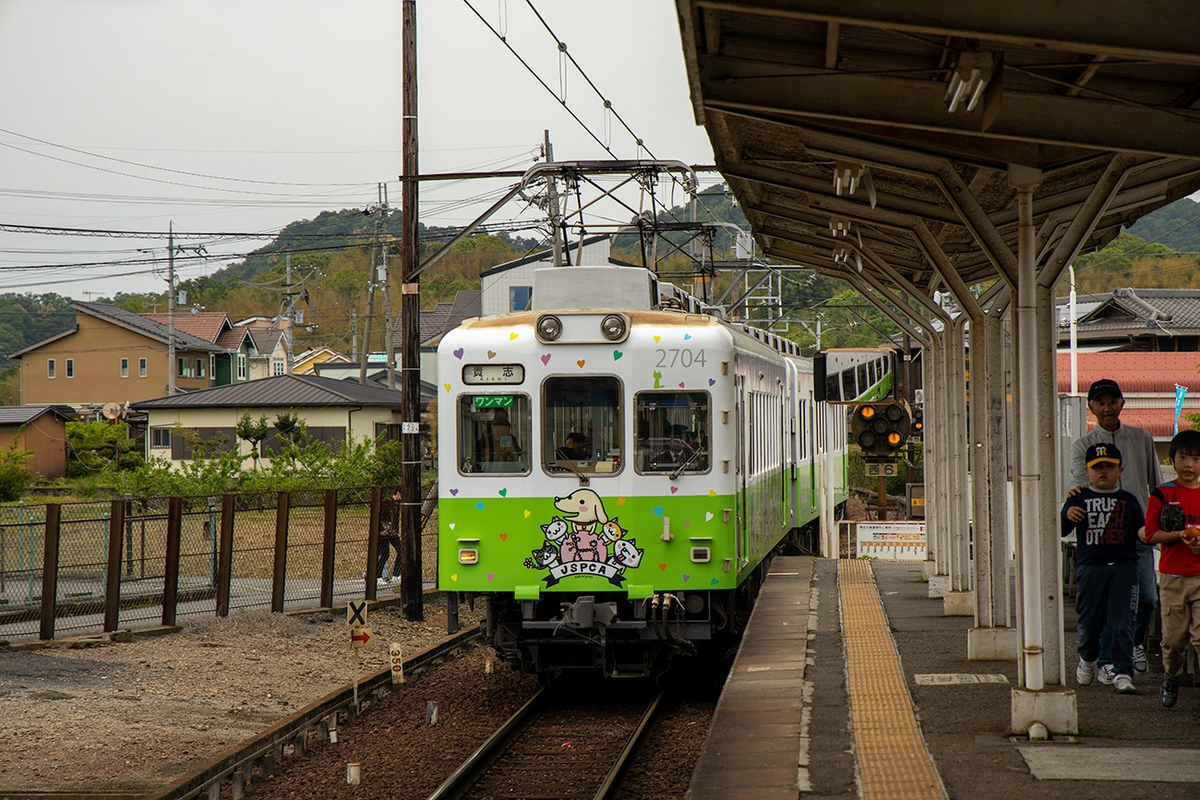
[457,394,531,475]
[635,391,710,474]
[542,376,622,474]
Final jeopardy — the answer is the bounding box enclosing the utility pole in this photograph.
[358,246,377,386]
[284,254,295,374]
[544,130,562,268]
[350,308,358,362]
[380,183,396,390]
[398,0,423,621]
[167,222,176,396]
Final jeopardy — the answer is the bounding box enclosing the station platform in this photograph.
[687,556,1200,799]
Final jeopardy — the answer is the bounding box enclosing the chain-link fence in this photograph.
[0,485,437,643]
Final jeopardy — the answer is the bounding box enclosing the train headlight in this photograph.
[458,548,479,565]
[536,315,563,341]
[690,546,711,563]
[600,314,627,341]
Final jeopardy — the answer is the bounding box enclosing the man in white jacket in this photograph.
[1067,378,1163,682]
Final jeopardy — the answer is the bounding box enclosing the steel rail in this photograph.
[592,689,665,800]
[143,626,480,800]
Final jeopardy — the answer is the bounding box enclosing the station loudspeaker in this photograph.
[851,401,912,455]
[911,408,923,439]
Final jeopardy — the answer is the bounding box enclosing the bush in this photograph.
[0,436,34,501]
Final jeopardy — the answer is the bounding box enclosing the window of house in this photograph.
[66,359,74,379]
[458,394,531,475]
[197,358,206,378]
[47,359,56,379]
[634,391,710,474]
[509,285,533,312]
[178,358,191,378]
[237,353,247,380]
[273,358,285,376]
[138,358,147,378]
[120,358,129,378]
[150,427,171,449]
[541,376,622,475]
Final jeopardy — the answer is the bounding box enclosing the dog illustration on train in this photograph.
[523,488,644,586]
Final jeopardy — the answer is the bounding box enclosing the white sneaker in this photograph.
[1114,674,1136,694]
[1096,664,1117,685]
[1132,645,1148,673]
[1076,659,1097,686]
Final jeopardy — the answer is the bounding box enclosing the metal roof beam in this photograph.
[694,1,1200,66]
[700,67,1200,159]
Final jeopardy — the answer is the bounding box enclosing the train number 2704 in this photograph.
[655,348,706,368]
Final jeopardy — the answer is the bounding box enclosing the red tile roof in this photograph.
[1057,351,1200,438]
[144,312,230,343]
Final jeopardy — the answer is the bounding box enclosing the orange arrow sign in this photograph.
[351,627,373,647]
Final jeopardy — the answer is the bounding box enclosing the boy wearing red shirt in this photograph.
[1141,428,1200,708]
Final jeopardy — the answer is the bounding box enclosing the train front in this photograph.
[437,265,736,678]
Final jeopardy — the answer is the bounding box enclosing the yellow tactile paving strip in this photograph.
[840,559,947,800]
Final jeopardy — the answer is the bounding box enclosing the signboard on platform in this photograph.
[855,521,927,561]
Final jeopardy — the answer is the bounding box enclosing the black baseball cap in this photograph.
[1087,378,1123,402]
[1085,442,1122,468]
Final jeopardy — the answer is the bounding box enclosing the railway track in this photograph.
[428,682,664,800]
[144,627,481,800]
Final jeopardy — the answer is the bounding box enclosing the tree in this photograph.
[235,412,270,470]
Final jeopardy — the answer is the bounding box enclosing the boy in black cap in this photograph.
[1067,378,1162,681]
[1062,442,1145,693]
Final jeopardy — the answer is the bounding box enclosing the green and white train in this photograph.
[437,264,848,678]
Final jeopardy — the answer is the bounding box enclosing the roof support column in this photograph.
[944,316,972,598]
[914,223,1015,647]
[1009,164,1077,736]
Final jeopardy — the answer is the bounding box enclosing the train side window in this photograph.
[634,391,710,474]
[457,394,531,475]
[542,376,623,475]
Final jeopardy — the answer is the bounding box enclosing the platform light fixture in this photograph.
[946,51,996,113]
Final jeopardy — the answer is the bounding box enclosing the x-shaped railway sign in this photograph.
[347,600,367,627]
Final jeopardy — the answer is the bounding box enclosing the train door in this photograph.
[734,373,747,567]
[808,391,818,510]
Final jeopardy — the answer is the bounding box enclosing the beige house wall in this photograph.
[0,415,68,478]
[145,405,399,468]
[21,315,210,406]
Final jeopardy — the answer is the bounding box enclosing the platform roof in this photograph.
[676,1,1200,297]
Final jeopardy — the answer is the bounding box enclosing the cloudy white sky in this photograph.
[0,0,718,298]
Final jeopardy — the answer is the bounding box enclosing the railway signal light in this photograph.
[911,408,923,439]
[851,401,912,455]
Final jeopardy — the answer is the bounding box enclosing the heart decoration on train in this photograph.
[709,489,716,497]
[705,512,714,521]
[487,572,495,581]
[710,578,719,585]
[541,353,552,365]
[683,574,690,581]
[617,496,626,505]
[524,509,531,518]
[509,332,519,340]
[500,533,508,541]
[449,488,458,496]
[453,348,464,359]
[709,378,716,386]
[653,506,664,517]
[498,488,507,497]
[577,359,586,368]
[487,350,496,359]
[443,383,452,393]
[678,382,685,388]
[653,335,661,343]
[659,563,667,571]
[613,350,623,360]
[684,334,692,340]
[449,523,456,530]
[475,502,484,510]
[670,486,679,494]
[451,574,458,582]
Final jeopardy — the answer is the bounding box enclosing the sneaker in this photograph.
[1132,645,1148,673]
[1161,673,1180,708]
[1114,674,1136,694]
[1076,659,1097,686]
[1096,664,1117,685]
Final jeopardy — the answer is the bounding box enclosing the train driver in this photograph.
[556,432,590,461]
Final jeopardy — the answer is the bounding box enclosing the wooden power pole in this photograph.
[398,0,423,621]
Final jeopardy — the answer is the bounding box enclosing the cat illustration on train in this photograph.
[523,488,644,586]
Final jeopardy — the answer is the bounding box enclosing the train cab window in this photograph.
[635,391,710,474]
[542,376,622,475]
[457,394,531,475]
[840,369,856,401]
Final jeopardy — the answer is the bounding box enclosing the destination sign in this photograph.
[462,364,524,385]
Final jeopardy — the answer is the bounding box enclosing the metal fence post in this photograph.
[163,496,183,627]
[321,489,337,609]
[39,503,61,641]
[104,499,126,632]
[216,494,235,618]
[208,499,218,588]
[271,491,290,613]
[366,486,383,601]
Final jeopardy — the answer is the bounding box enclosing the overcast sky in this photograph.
[0,0,718,299]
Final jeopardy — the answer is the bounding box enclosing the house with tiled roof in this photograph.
[1058,350,1200,464]
[1057,288,1200,352]
[132,373,406,466]
[10,302,228,413]
[293,346,352,375]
